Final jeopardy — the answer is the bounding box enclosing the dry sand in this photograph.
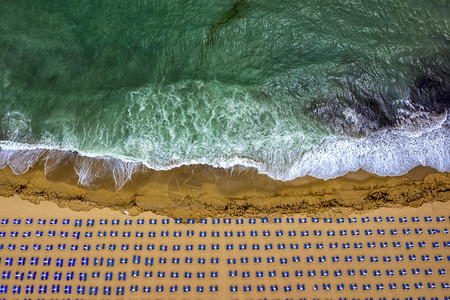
[0,196,448,299]
[0,163,448,220]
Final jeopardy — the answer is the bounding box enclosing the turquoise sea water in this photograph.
[0,0,449,189]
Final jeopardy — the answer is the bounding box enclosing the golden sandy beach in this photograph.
[0,196,449,299]
[0,163,448,220]
[0,164,449,299]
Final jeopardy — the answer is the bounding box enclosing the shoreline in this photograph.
[0,162,448,220]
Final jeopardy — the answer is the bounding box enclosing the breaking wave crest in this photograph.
[1,117,448,191]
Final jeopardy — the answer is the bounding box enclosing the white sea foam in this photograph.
[0,118,449,189]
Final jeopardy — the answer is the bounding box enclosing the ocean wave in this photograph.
[1,120,449,190]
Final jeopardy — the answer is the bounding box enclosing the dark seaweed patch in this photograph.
[409,73,450,113]
[302,93,396,137]
[303,69,449,137]
[205,0,250,46]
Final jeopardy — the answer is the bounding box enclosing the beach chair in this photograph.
[210,285,218,292]
[116,286,124,295]
[117,272,126,281]
[79,272,87,281]
[43,257,51,266]
[40,272,48,281]
[89,286,98,295]
[103,286,111,295]
[25,285,34,294]
[51,284,60,293]
[168,285,177,292]
[389,283,397,290]
[12,285,21,294]
[77,285,85,295]
[15,271,24,281]
[208,257,218,264]
[27,271,36,280]
[436,215,446,222]
[299,217,307,223]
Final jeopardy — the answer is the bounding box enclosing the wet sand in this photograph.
[0,162,448,219]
